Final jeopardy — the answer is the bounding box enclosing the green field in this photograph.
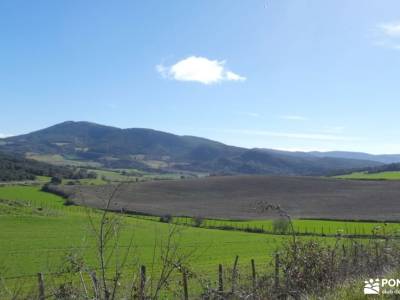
[26,153,102,168]
[1,184,395,298]
[0,186,285,281]
[335,171,400,180]
[168,216,399,236]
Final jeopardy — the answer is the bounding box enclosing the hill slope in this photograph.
[0,121,382,176]
[0,152,92,181]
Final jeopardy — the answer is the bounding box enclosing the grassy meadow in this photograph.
[0,186,285,280]
[167,216,399,236]
[1,184,398,298]
[335,171,400,180]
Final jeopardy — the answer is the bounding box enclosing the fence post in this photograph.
[375,241,380,270]
[251,259,256,291]
[90,271,99,298]
[37,272,45,300]
[353,243,358,267]
[139,265,146,300]
[341,245,347,278]
[218,264,224,294]
[274,253,280,290]
[182,268,189,300]
[231,255,239,293]
[384,238,389,265]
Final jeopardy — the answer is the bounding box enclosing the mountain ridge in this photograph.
[0,121,388,176]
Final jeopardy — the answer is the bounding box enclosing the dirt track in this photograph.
[62,175,400,221]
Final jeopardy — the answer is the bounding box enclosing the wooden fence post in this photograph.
[274,253,280,290]
[375,242,380,271]
[182,268,189,300]
[251,259,256,291]
[139,265,146,300]
[384,238,389,265]
[37,272,45,300]
[231,255,239,293]
[218,264,224,294]
[353,243,358,267]
[90,271,99,299]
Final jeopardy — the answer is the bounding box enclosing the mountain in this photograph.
[251,149,400,164]
[0,121,384,176]
[308,151,400,164]
[363,162,400,174]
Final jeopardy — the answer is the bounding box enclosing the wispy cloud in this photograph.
[238,112,261,118]
[156,56,246,84]
[279,115,308,121]
[373,21,400,50]
[322,126,345,134]
[378,22,400,38]
[221,129,362,141]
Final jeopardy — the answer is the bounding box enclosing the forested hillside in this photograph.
[0,152,96,181]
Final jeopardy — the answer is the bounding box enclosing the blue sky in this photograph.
[1,1,400,154]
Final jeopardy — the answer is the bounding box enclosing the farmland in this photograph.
[0,186,286,280]
[1,178,399,299]
[172,217,400,236]
[62,175,400,221]
[335,171,400,180]
[0,184,396,280]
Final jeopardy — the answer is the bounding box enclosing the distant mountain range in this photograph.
[0,121,395,176]
[258,149,400,165]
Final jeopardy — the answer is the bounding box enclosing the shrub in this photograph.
[272,218,290,234]
[193,216,204,227]
[243,226,264,233]
[50,176,62,185]
[160,214,173,223]
[41,183,70,198]
[64,198,75,206]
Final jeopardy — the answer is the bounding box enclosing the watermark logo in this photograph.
[364,278,380,295]
[364,278,400,295]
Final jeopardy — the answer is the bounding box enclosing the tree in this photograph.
[51,176,62,185]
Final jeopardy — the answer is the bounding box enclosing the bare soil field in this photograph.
[61,175,400,221]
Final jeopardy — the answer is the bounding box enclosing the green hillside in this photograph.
[0,152,96,182]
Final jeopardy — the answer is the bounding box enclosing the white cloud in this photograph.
[156,64,167,78]
[378,22,400,38]
[226,71,246,81]
[221,129,362,142]
[156,56,246,84]
[374,21,400,49]
[280,115,308,121]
